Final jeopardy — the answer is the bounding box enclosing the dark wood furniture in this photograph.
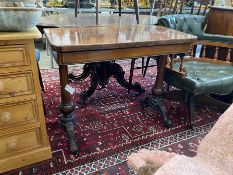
[206,6,233,36]
[205,6,233,61]
[44,25,196,153]
[36,13,158,91]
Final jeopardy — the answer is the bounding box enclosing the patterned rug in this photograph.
[4,60,222,175]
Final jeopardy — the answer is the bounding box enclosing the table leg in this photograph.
[58,65,78,154]
[68,63,91,81]
[152,55,167,96]
[145,55,172,127]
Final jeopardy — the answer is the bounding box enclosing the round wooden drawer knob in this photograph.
[7,139,17,150]
[0,81,4,92]
[0,112,12,123]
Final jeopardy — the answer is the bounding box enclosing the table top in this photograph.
[44,25,197,52]
[37,13,158,28]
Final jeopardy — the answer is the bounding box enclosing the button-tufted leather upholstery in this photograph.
[157,14,233,43]
[158,14,205,36]
[164,61,233,96]
[159,15,233,97]
[157,14,233,127]
[158,14,233,97]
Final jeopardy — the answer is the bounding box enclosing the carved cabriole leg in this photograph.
[112,63,146,95]
[68,63,92,81]
[59,64,78,154]
[144,96,172,127]
[78,73,98,105]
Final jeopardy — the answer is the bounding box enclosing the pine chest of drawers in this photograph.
[0,29,52,173]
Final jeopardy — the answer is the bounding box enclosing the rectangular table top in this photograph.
[44,25,197,52]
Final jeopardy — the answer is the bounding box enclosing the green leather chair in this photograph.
[157,14,233,42]
[157,14,233,128]
[143,15,206,77]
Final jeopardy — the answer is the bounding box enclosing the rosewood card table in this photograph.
[44,25,197,153]
[37,13,158,102]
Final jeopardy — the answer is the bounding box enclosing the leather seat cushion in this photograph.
[164,61,233,95]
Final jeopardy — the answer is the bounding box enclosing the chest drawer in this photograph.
[0,45,30,67]
[0,98,38,128]
[0,128,41,157]
[0,72,34,98]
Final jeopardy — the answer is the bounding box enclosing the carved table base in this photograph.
[69,61,146,104]
[59,65,78,154]
[143,96,172,127]
[59,112,77,154]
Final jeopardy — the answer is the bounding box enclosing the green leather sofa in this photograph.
[157,14,233,128]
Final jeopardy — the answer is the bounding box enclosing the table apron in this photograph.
[57,43,192,65]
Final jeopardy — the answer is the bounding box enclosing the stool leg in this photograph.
[188,93,196,129]
[128,58,136,94]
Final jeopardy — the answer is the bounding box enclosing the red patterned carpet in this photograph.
[4,60,222,175]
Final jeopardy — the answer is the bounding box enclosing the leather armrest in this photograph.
[200,33,233,43]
